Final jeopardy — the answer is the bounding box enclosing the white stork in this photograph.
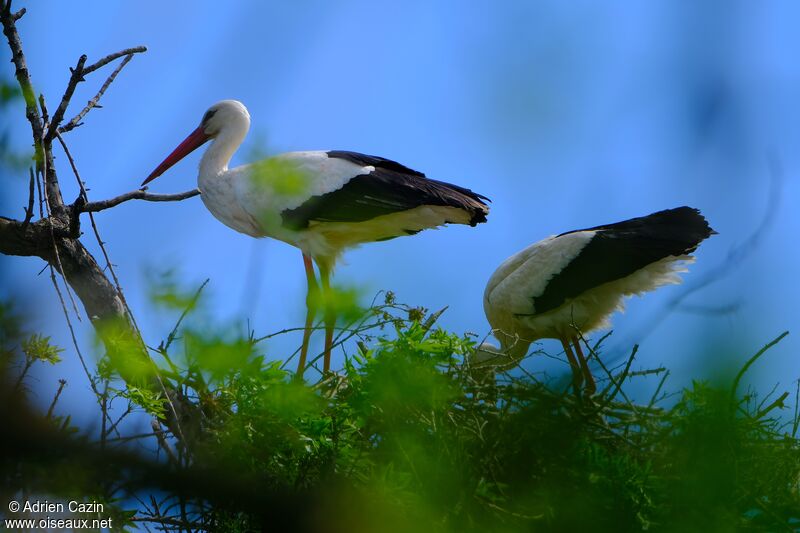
[475,207,714,393]
[142,100,490,377]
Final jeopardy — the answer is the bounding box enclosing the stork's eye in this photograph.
[201,109,217,124]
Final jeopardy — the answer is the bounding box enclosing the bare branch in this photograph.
[42,168,83,320]
[46,46,146,139]
[755,391,790,420]
[1,1,44,154]
[46,379,67,418]
[60,53,136,134]
[81,188,201,213]
[1,3,198,451]
[731,331,790,400]
[83,46,146,75]
[55,132,192,447]
[22,167,34,228]
[12,7,24,21]
[45,54,87,141]
[161,279,210,353]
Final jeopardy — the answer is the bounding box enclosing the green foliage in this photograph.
[94,316,156,386]
[21,333,63,365]
[128,287,798,531]
[4,286,798,532]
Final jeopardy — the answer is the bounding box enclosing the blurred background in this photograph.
[1,1,798,427]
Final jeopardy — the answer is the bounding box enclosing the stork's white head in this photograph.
[470,341,524,371]
[199,100,251,138]
[468,332,532,374]
[142,100,251,186]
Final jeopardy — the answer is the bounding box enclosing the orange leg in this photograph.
[571,337,596,395]
[296,253,318,378]
[318,262,334,374]
[560,338,584,394]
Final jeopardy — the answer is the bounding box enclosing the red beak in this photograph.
[141,126,211,186]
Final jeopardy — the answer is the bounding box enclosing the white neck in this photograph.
[200,127,247,179]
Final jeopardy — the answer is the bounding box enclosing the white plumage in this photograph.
[476,207,714,393]
[142,100,490,377]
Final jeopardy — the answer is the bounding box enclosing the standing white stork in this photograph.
[475,207,714,393]
[142,100,490,377]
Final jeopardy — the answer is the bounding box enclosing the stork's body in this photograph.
[144,100,490,377]
[477,207,714,393]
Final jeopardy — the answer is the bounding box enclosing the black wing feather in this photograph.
[280,151,490,230]
[532,207,715,314]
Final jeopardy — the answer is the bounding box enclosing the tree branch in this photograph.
[45,54,87,142]
[59,53,136,134]
[46,46,147,140]
[81,188,201,213]
[83,46,146,75]
[731,331,790,400]
[1,4,199,450]
[1,0,43,162]
[22,167,34,228]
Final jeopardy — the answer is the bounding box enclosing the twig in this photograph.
[152,419,180,465]
[83,46,146,75]
[57,132,131,319]
[792,380,800,438]
[45,46,146,140]
[81,188,201,213]
[755,391,789,420]
[48,266,92,384]
[12,357,34,392]
[54,134,191,451]
[102,429,167,444]
[100,380,109,448]
[731,331,790,400]
[595,343,639,411]
[161,279,210,352]
[35,164,43,218]
[755,382,782,414]
[647,369,671,410]
[46,379,67,418]
[59,53,136,134]
[103,404,133,438]
[40,144,81,320]
[0,2,45,150]
[21,167,34,227]
[47,264,114,435]
[45,54,87,141]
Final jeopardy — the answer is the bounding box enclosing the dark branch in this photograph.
[731,331,790,400]
[81,188,201,213]
[83,46,146,75]
[22,167,34,228]
[1,4,196,449]
[1,1,44,156]
[59,53,135,134]
[46,46,146,139]
[45,54,87,142]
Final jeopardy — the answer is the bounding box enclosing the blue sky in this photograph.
[2,1,799,425]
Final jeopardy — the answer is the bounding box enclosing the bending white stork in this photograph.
[475,207,714,393]
[142,100,490,377]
